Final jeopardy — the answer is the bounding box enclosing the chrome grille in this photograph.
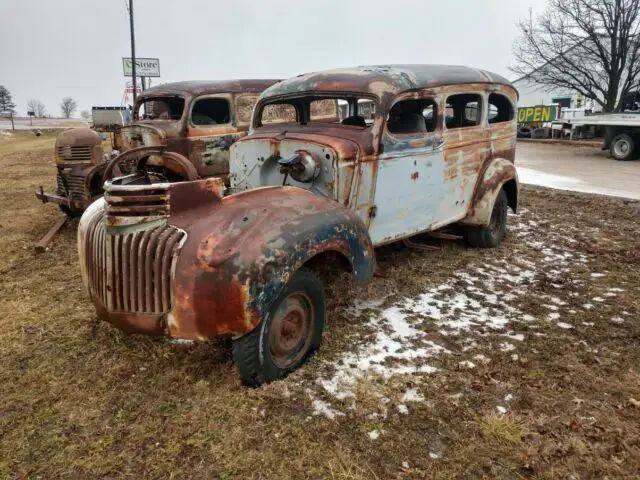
[86,214,185,314]
[57,145,93,162]
[105,183,170,219]
[67,173,88,202]
[56,171,68,196]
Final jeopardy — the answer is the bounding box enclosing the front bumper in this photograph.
[35,186,78,209]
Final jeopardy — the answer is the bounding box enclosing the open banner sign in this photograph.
[517,105,558,123]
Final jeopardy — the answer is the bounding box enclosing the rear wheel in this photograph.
[467,189,508,248]
[610,133,635,161]
[232,268,326,387]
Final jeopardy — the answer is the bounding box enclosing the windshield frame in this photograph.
[252,92,380,130]
[134,94,187,122]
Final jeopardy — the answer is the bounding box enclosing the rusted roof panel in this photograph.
[260,65,513,99]
[139,79,282,98]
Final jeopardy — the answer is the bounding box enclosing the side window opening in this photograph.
[387,98,437,134]
[488,93,514,124]
[445,94,482,129]
[191,97,230,126]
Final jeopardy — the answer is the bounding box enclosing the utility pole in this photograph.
[129,0,137,105]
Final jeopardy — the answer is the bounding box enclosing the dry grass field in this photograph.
[1,131,639,479]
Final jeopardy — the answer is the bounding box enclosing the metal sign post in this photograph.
[128,0,137,105]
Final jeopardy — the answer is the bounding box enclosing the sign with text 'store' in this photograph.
[122,57,160,77]
[517,105,558,123]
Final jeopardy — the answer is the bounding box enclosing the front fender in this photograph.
[460,158,519,227]
[168,186,375,340]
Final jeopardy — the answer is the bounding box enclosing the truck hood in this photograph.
[236,124,378,158]
[117,121,182,150]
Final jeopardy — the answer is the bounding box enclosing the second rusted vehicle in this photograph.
[78,65,519,386]
[36,79,280,216]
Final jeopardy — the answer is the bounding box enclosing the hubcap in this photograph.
[614,139,630,158]
[268,292,314,369]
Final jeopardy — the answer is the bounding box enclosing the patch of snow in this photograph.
[500,342,516,352]
[429,452,440,459]
[368,429,380,440]
[582,322,595,326]
[311,399,343,420]
[583,303,594,309]
[397,404,409,414]
[402,461,410,469]
[504,394,514,402]
[548,312,561,320]
[473,354,491,364]
[557,322,573,329]
[590,273,605,278]
[402,388,425,403]
[593,297,605,302]
[496,405,508,414]
[459,360,476,369]
[511,354,519,361]
[611,317,625,324]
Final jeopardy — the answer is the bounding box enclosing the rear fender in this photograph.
[168,187,376,340]
[460,158,519,226]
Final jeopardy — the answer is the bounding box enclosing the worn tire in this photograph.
[232,268,326,387]
[58,204,83,218]
[467,189,508,248]
[610,133,635,161]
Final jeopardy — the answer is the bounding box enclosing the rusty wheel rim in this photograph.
[268,292,314,369]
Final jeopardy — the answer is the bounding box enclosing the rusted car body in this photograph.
[36,79,280,216]
[78,65,519,386]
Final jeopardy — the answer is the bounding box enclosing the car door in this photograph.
[187,93,254,178]
[437,91,488,224]
[366,95,445,245]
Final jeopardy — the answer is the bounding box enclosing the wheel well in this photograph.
[302,250,354,285]
[502,179,518,213]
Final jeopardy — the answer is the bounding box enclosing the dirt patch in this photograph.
[1,140,639,479]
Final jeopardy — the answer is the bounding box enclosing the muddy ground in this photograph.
[1,132,639,479]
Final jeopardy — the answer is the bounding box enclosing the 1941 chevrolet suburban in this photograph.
[36,79,279,216]
[78,65,519,386]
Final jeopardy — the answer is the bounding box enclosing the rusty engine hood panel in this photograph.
[238,124,375,158]
[116,122,179,151]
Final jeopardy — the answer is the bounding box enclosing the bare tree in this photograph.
[60,97,78,119]
[80,110,90,120]
[512,0,640,112]
[27,99,46,118]
[0,85,16,114]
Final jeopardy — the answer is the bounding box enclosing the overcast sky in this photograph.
[0,0,536,116]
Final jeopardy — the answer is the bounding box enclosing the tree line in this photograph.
[0,85,81,119]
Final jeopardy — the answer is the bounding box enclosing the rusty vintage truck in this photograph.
[78,65,519,386]
[36,79,280,216]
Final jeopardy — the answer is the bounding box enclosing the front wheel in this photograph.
[467,189,508,248]
[610,133,635,161]
[232,268,326,387]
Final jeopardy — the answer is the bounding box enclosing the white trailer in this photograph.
[570,113,640,161]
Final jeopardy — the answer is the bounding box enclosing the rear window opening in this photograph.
[445,93,482,129]
[488,93,514,124]
[191,97,231,126]
[136,97,184,121]
[256,95,377,128]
